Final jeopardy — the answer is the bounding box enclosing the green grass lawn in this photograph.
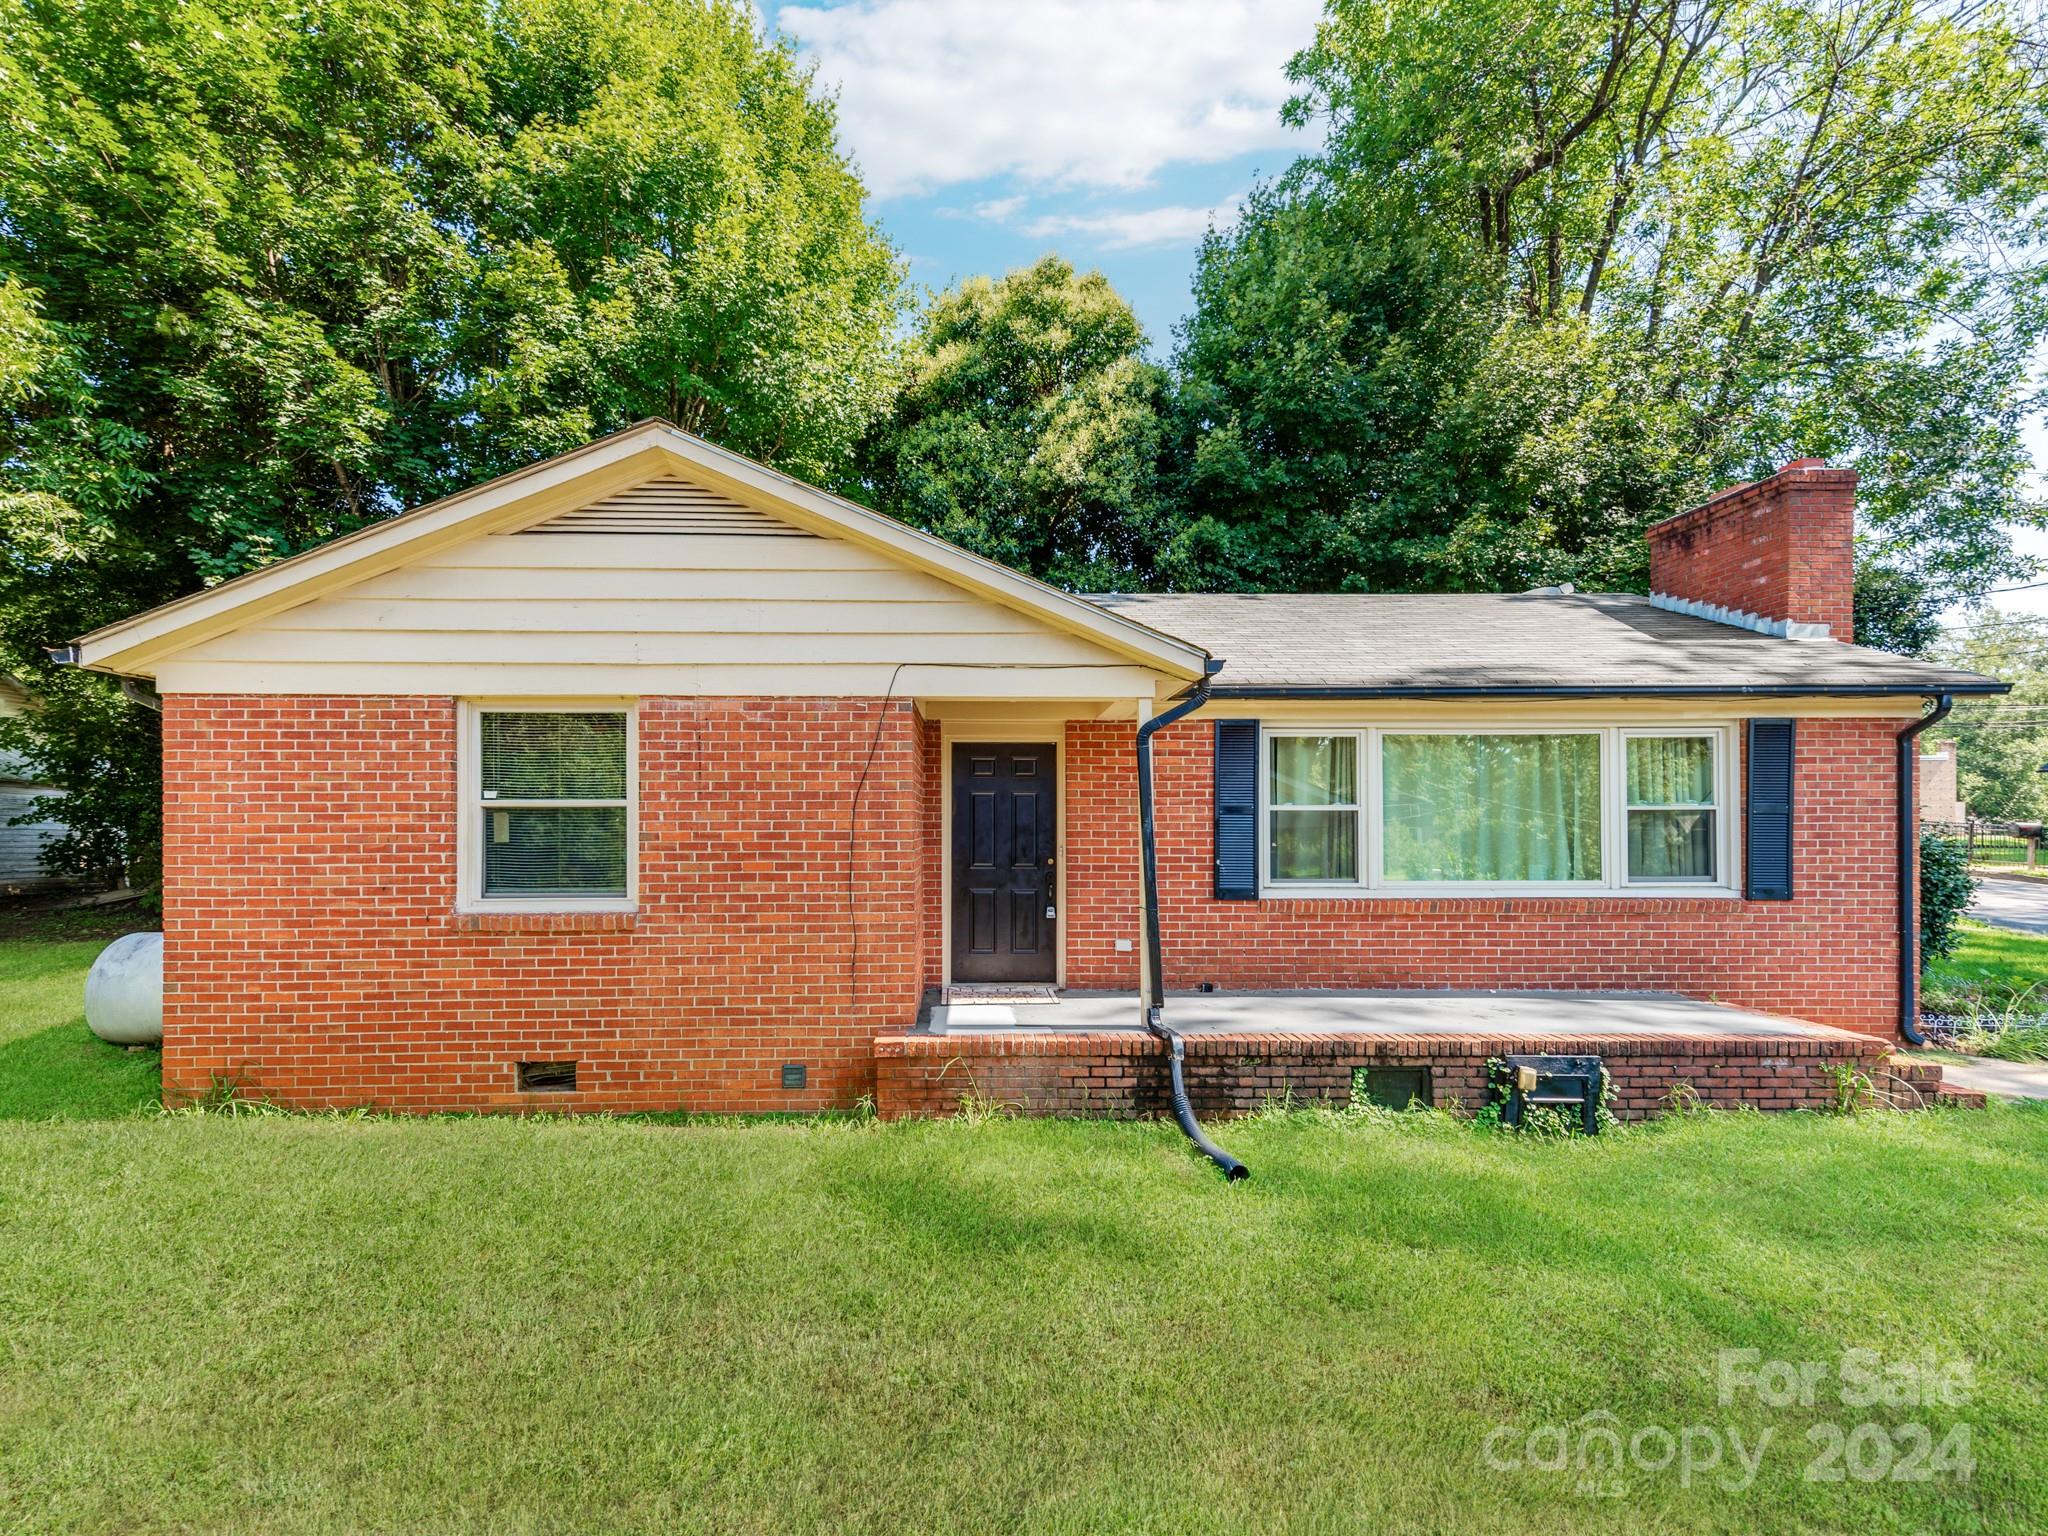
[1924,919,2048,1017]
[4,941,2048,1532]
[0,937,162,1119]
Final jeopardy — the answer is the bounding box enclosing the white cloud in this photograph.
[1016,196,1244,250]
[972,195,1027,222]
[776,0,1318,198]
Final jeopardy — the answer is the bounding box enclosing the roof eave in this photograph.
[1204,681,2011,699]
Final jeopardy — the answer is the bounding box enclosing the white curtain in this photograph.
[1383,734,1602,882]
[1269,736,1359,881]
[1627,736,1713,805]
[1626,736,1715,880]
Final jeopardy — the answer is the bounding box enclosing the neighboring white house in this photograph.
[0,673,68,889]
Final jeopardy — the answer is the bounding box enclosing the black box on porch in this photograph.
[1491,1055,1605,1135]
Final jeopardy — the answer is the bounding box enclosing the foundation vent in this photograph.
[515,1060,578,1093]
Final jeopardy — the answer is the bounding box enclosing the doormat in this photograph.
[943,986,1058,1005]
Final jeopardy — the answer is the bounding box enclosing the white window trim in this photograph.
[1617,727,1729,889]
[1262,729,1367,891]
[1256,721,1738,899]
[455,700,639,913]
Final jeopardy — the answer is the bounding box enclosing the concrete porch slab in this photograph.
[879,993,1890,1122]
[1904,1050,2048,1101]
[926,989,1869,1044]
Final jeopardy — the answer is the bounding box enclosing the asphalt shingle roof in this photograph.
[1086,592,2003,696]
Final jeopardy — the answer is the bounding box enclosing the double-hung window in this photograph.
[1267,734,1362,884]
[465,706,633,907]
[1259,724,1730,895]
[1623,731,1719,884]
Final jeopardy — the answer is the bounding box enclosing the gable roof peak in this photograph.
[71,423,1209,682]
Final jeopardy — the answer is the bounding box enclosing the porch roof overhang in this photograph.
[1202,681,2008,700]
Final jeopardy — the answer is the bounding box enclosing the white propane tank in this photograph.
[85,931,163,1046]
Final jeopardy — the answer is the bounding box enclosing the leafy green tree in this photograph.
[1933,611,2048,823]
[853,257,1171,589]
[1852,567,1947,657]
[1168,198,1686,593]
[0,0,903,881]
[1171,0,2048,616]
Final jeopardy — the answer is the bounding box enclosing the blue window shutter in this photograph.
[1745,719,1796,901]
[1213,719,1260,900]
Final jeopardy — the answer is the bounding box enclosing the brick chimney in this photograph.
[1645,458,1855,639]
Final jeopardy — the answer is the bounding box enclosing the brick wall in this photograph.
[162,692,1912,1114]
[161,695,927,1112]
[1647,459,1856,635]
[873,1030,1883,1121]
[1060,714,1907,1035]
[1064,718,1144,988]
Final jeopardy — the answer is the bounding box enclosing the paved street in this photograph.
[1971,876,2048,937]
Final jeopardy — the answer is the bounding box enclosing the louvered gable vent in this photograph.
[518,477,817,537]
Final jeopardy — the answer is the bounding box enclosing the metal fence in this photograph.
[1925,820,2042,869]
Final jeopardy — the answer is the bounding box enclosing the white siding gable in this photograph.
[154,476,1162,698]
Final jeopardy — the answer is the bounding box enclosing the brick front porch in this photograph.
[874,991,1979,1120]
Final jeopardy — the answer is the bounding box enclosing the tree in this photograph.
[1852,566,1946,657]
[1168,192,1689,593]
[852,257,1171,590]
[1171,0,2048,616]
[0,0,904,881]
[1933,611,2048,823]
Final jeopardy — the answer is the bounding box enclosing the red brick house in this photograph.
[68,425,2003,1124]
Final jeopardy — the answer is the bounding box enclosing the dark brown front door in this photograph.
[951,743,1056,984]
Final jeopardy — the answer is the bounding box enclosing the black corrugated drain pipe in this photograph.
[1136,679,1247,1181]
[1896,693,1955,1047]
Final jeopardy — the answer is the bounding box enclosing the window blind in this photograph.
[478,711,628,899]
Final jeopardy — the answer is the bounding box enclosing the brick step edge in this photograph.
[1880,1054,1990,1110]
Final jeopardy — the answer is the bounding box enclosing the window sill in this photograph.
[451,907,639,933]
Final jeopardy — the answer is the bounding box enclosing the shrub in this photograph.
[1920,829,1976,968]
[1952,1007,2048,1061]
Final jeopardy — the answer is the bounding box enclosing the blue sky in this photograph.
[765,0,1319,352]
[845,155,1272,354]
[767,0,2048,620]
